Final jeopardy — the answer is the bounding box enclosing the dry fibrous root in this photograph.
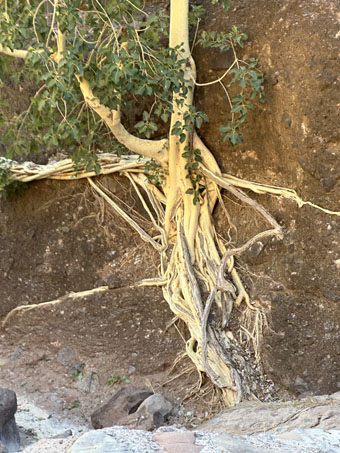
[2,152,340,406]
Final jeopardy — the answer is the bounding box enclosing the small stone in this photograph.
[10,347,22,360]
[51,429,73,439]
[281,112,292,128]
[320,177,338,192]
[106,275,122,289]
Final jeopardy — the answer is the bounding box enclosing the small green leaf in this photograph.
[179,133,186,143]
[68,400,80,410]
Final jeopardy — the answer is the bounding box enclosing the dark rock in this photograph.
[106,275,122,289]
[320,176,338,192]
[91,386,153,429]
[0,389,20,452]
[323,291,340,302]
[94,278,106,288]
[0,389,17,428]
[68,362,85,378]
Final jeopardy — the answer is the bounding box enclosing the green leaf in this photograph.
[179,133,186,143]
[68,400,80,410]
[161,112,169,123]
[195,117,203,129]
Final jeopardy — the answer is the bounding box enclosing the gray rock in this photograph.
[0,418,20,453]
[0,389,19,452]
[199,396,340,435]
[51,429,73,439]
[329,392,340,401]
[135,394,173,430]
[68,430,130,453]
[91,386,153,429]
[56,348,76,366]
[0,441,8,453]
[76,368,100,393]
[68,426,162,453]
[10,347,22,361]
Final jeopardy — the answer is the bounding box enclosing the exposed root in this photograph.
[88,177,163,251]
[239,305,269,362]
[1,286,110,329]
[3,152,340,406]
[1,277,166,329]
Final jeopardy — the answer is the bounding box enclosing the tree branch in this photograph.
[76,76,168,165]
[0,44,28,59]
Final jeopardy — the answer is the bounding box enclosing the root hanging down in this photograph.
[2,152,340,406]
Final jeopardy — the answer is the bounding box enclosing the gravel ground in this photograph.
[19,426,340,453]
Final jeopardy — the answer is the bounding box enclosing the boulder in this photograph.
[0,389,20,453]
[91,386,153,429]
[135,394,173,430]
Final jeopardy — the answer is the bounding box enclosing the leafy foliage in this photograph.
[183,147,204,205]
[0,160,27,199]
[0,0,264,197]
[145,158,166,187]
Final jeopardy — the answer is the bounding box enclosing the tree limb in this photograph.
[76,76,168,165]
[0,44,28,59]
